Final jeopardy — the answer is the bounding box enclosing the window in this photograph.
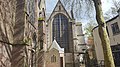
[59,6,61,10]
[51,55,56,62]
[111,45,120,66]
[40,40,43,49]
[52,14,69,52]
[111,22,120,35]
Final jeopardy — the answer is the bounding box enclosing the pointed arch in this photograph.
[52,13,69,52]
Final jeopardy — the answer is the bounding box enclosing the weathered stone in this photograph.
[0,0,16,67]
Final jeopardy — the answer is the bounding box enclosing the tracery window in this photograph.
[52,14,69,52]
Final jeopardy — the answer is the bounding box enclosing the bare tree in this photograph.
[61,0,115,67]
[84,21,97,37]
[104,0,120,20]
[112,0,120,10]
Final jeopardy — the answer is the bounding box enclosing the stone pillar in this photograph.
[12,0,26,67]
[0,0,16,67]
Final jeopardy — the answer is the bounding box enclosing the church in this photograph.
[45,0,86,67]
[0,0,86,67]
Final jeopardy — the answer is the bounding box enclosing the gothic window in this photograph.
[51,55,56,62]
[52,14,69,52]
[111,22,120,35]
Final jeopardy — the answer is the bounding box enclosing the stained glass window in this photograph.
[52,14,69,52]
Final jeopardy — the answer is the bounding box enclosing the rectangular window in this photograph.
[111,22,120,35]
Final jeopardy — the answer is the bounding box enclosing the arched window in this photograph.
[52,14,69,52]
[51,55,56,62]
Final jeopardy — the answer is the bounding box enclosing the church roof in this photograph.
[48,39,64,53]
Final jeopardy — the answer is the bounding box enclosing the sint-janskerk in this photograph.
[0,0,86,67]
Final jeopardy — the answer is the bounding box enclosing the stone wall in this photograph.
[45,49,60,67]
[0,0,16,67]
[0,0,42,67]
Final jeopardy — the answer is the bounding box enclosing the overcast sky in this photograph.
[46,0,57,13]
[46,0,114,13]
[46,0,119,28]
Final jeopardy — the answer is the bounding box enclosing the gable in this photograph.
[54,0,65,12]
[47,0,72,22]
[48,39,64,53]
[48,39,61,50]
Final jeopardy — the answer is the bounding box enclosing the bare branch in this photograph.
[61,0,94,19]
[112,0,120,10]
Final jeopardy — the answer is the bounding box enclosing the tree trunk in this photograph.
[93,0,115,67]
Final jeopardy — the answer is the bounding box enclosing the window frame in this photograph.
[52,14,69,52]
[111,22,120,35]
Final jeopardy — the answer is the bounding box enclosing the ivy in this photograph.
[38,17,44,21]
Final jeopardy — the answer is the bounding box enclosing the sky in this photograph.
[46,0,57,13]
[46,0,114,14]
[101,0,113,12]
[45,0,119,40]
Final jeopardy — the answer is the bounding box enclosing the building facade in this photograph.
[45,39,65,67]
[0,0,16,67]
[0,0,86,67]
[92,9,120,66]
[0,0,46,67]
[46,0,86,67]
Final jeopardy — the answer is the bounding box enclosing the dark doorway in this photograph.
[60,57,63,67]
